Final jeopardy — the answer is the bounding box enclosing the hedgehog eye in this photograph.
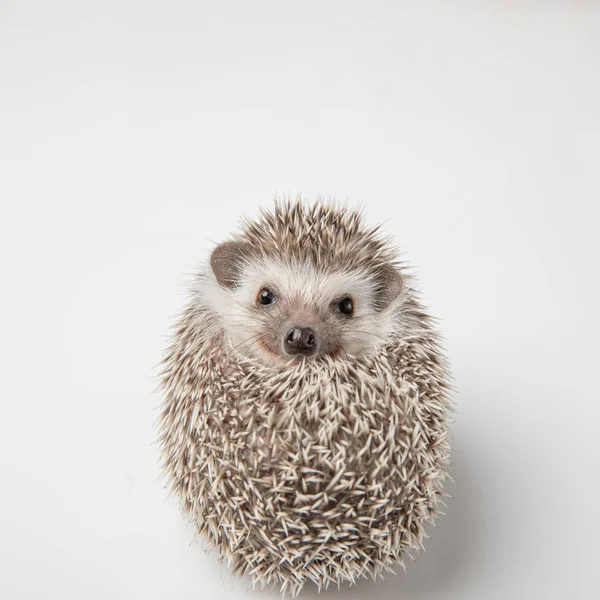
[258,288,276,306]
[336,297,354,316]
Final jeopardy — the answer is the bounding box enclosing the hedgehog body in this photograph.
[158,198,452,595]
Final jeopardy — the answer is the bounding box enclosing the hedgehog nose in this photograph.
[284,327,316,355]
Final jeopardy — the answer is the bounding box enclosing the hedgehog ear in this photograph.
[374,264,403,310]
[210,241,250,289]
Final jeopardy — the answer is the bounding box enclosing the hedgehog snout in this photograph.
[284,326,317,356]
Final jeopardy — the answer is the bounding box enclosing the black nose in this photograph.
[284,327,316,355]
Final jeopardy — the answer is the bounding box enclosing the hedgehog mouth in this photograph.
[256,337,344,365]
[284,347,317,358]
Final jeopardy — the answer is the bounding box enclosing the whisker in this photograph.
[222,332,269,361]
[354,330,387,342]
[240,334,269,355]
[232,334,262,352]
[218,312,259,320]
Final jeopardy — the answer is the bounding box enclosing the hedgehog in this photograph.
[158,197,452,596]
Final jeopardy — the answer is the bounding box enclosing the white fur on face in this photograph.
[201,258,406,363]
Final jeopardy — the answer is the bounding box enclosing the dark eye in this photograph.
[336,297,354,316]
[258,288,275,306]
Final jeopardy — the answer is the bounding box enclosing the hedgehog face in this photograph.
[236,260,377,361]
[208,244,404,364]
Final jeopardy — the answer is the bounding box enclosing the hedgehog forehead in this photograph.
[240,199,398,273]
[238,258,376,308]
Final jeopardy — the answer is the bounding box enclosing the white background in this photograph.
[1,1,599,599]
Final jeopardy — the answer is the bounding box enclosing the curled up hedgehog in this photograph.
[158,198,453,596]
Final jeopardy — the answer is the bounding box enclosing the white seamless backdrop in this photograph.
[0,2,599,600]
